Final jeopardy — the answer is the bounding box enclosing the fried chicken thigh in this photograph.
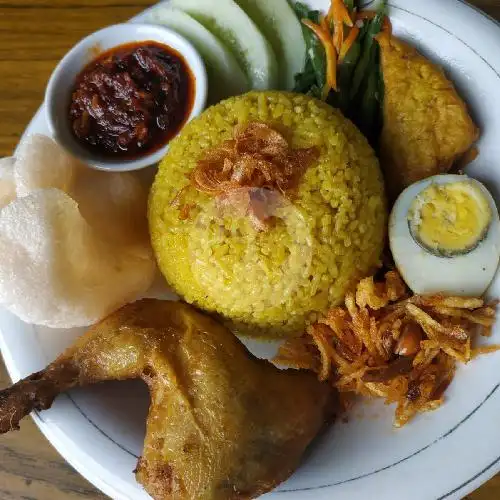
[0,300,335,499]
[378,32,479,199]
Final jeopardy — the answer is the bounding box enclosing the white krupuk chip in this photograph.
[72,168,150,247]
[15,134,79,197]
[0,135,156,328]
[0,189,156,328]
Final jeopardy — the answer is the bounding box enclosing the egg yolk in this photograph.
[409,181,492,256]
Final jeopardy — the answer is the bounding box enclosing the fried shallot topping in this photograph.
[190,122,319,196]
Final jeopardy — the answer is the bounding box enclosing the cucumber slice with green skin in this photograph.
[145,6,249,103]
[170,0,278,90]
[233,0,306,90]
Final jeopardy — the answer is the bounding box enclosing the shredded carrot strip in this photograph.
[333,0,354,27]
[333,26,344,53]
[320,15,330,34]
[328,0,353,27]
[327,0,335,24]
[302,19,338,92]
[339,26,360,62]
[329,0,353,53]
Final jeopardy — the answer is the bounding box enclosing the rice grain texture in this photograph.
[149,92,386,338]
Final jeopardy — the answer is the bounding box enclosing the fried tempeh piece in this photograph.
[377,33,479,199]
[0,300,335,500]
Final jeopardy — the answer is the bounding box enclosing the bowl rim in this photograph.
[44,22,208,172]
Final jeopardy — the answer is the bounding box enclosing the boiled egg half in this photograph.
[389,175,500,296]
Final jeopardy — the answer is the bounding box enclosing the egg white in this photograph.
[389,175,500,296]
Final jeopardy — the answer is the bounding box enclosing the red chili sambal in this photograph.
[69,41,195,158]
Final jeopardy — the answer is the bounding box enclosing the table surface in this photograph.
[1,0,500,498]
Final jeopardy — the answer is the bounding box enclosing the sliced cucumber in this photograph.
[145,6,249,103]
[234,0,306,90]
[170,0,278,90]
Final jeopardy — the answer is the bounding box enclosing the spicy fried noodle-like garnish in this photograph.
[274,271,500,427]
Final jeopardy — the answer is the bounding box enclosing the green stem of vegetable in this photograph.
[292,2,310,20]
[294,60,317,93]
[374,49,385,147]
[358,48,379,143]
[349,2,386,100]
[307,84,323,100]
[345,0,355,13]
[333,23,365,113]
[293,3,327,95]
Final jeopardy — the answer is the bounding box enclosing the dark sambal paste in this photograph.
[69,41,194,158]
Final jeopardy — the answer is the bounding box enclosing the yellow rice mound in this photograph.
[149,91,387,338]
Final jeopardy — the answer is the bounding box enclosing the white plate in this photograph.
[2,0,500,499]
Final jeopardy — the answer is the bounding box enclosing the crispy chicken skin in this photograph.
[378,32,479,199]
[0,300,335,500]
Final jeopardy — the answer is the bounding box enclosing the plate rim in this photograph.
[3,1,500,499]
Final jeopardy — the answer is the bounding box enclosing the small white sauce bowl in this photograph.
[45,23,207,171]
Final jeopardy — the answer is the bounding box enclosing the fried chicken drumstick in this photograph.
[0,300,335,499]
